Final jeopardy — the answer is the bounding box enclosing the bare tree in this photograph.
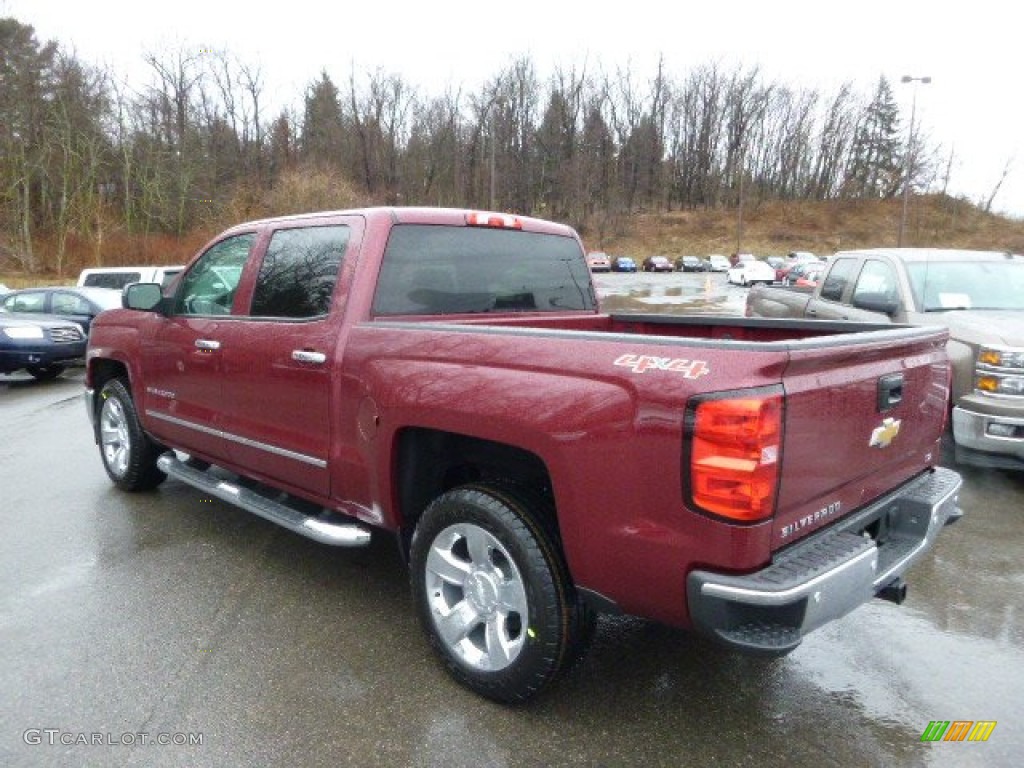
[983,158,1013,213]
[810,83,858,199]
[403,88,464,205]
[357,69,415,204]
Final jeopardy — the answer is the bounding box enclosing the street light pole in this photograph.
[898,75,931,247]
[489,110,496,210]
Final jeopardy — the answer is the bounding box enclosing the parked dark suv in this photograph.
[1,311,87,380]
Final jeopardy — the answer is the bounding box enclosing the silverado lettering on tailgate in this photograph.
[614,354,710,378]
[780,501,842,540]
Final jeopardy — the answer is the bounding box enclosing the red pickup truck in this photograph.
[84,207,962,702]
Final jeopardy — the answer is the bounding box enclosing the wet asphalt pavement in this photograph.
[1,272,1021,767]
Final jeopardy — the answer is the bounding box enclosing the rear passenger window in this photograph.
[4,291,46,313]
[251,226,348,319]
[52,293,91,314]
[819,258,857,302]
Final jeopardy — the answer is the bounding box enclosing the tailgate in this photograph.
[772,326,950,550]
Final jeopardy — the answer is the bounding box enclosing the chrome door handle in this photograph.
[292,350,326,364]
[195,339,221,350]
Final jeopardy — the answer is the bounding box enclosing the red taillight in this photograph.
[689,393,782,523]
[465,211,522,229]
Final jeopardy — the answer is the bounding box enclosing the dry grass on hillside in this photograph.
[3,194,1024,288]
[591,194,1024,258]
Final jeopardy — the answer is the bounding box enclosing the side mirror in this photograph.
[123,282,164,312]
[852,293,900,316]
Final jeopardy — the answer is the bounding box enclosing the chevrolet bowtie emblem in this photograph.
[869,417,902,448]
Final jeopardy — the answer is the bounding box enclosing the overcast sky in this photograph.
[5,0,1022,219]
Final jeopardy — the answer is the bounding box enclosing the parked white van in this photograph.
[77,265,184,289]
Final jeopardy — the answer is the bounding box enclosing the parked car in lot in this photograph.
[727,258,777,286]
[782,260,825,286]
[586,251,611,272]
[0,283,9,295]
[676,255,705,272]
[642,255,674,272]
[787,250,817,264]
[708,254,731,272]
[793,261,826,287]
[775,251,820,281]
[1,310,87,380]
[611,255,637,272]
[1,286,123,335]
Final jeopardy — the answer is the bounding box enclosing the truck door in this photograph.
[139,233,255,463]
[804,257,860,320]
[218,220,357,498]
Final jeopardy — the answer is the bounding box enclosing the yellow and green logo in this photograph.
[920,721,997,742]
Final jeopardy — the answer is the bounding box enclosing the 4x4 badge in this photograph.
[613,354,710,378]
[869,417,901,448]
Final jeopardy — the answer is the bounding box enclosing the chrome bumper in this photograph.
[687,466,963,655]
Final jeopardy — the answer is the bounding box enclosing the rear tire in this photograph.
[410,481,593,703]
[97,377,166,491]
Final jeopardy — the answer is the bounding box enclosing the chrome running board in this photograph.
[156,452,372,547]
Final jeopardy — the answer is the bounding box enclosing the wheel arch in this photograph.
[393,427,556,560]
[86,357,131,441]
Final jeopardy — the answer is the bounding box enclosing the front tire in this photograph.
[410,481,592,703]
[97,378,166,491]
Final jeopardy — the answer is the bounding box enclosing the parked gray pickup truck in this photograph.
[746,248,1024,469]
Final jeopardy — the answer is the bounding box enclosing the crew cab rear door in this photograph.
[771,325,950,550]
[217,217,362,498]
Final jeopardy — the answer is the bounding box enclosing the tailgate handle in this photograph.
[292,349,326,364]
[878,373,904,411]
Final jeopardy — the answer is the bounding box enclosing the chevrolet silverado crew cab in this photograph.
[746,248,1024,469]
[83,208,963,702]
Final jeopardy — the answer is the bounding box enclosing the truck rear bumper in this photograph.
[686,466,962,655]
[952,405,1024,465]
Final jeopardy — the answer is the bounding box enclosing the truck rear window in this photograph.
[372,224,596,315]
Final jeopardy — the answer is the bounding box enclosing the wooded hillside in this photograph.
[2,16,1018,278]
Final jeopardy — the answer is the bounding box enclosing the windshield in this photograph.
[906,259,1024,311]
[373,224,596,315]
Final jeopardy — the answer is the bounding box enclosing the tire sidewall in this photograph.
[98,378,165,491]
[410,484,570,703]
